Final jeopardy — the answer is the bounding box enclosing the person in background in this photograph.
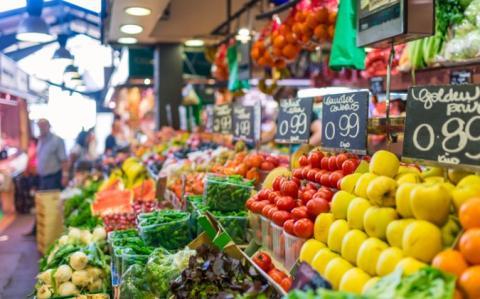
[36,119,68,190]
[105,118,126,154]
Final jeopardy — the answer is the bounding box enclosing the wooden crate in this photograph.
[35,191,64,254]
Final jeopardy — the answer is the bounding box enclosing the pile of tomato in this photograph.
[253,252,293,291]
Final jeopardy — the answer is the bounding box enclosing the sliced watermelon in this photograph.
[91,189,133,216]
[132,179,156,201]
[99,177,124,192]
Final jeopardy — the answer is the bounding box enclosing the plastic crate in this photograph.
[203,174,253,212]
[138,215,192,250]
[249,212,261,244]
[285,232,307,270]
[271,222,285,264]
[260,216,272,250]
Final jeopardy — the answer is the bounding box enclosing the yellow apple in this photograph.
[369,150,400,178]
[410,183,451,226]
[356,238,389,276]
[300,239,325,264]
[362,276,380,294]
[397,165,421,175]
[386,219,415,248]
[395,172,422,185]
[452,186,480,210]
[441,215,461,247]
[324,257,353,289]
[366,176,397,207]
[354,173,377,198]
[395,257,427,276]
[328,219,349,253]
[402,220,443,263]
[339,267,371,293]
[331,191,356,220]
[341,229,368,264]
[421,166,444,179]
[341,173,363,193]
[395,183,416,218]
[347,197,371,230]
[442,182,456,195]
[314,213,335,243]
[364,206,398,240]
[311,248,338,276]
[423,176,446,184]
[447,169,472,185]
[376,247,403,276]
[456,174,480,188]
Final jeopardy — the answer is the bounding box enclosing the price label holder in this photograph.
[321,91,369,155]
[275,98,314,144]
[403,85,480,171]
[212,103,233,134]
[232,104,256,143]
[450,70,472,85]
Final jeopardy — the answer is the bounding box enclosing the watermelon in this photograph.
[132,179,156,201]
[99,177,124,192]
[91,189,133,216]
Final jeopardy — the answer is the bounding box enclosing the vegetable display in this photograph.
[64,181,103,229]
[204,174,254,212]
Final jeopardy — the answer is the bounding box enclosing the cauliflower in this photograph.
[72,270,90,287]
[36,285,52,299]
[54,265,72,283]
[69,251,88,270]
[92,227,107,242]
[37,269,53,285]
[58,281,79,296]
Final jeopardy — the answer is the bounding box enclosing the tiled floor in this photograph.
[0,214,39,299]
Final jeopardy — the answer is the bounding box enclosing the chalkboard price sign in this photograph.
[275,98,314,144]
[232,105,255,143]
[403,85,480,170]
[321,91,369,154]
[212,104,233,134]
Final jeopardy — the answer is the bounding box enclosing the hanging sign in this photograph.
[403,85,480,170]
[275,98,313,144]
[232,104,256,143]
[212,103,233,134]
[321,91,369,154]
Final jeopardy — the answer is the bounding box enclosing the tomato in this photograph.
[251,200,270,213]
[292,177,301,187]
[268,268,287,284]
[246,153,264,168]
[291,206,309,219]
[320,157,329,170]
[335,153,349,169]
[318,187,334,200]
[307,168,319,181]
[301,189,316,205]
[315,169,327,183]
[283,219,295,235]
[342,159,358,175]
[246,198,256,210]
[320,173,331,187]
[260,161,275,171]
[298,155,309,167]
[267,206,279,219]
[293,218,314,238]
[329,171,344,189]
[258,189,271,201]
[308,151,323,168]
[306,182,319,191]
[276,196,296,211]
[273,176,284,191]
[262,204,275,217]
[293,168,303,179]
[301,166,311,179]
[306,198,330,217]
[281,180,299,198]
[328,156,338,171]
[280,277,293,291]
[253,252,273,272]
[266,156,279,166]
[272,210,292,226]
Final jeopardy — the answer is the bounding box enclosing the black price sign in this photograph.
[370,77,384,95]
[450,70,472,85]
[321,91,369,154]
[212,104,233,134]
[232,105,255,143]
[403,85,480,170]
[275,98,313,144]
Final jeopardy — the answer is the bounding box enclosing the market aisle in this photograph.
[0,214,39,299]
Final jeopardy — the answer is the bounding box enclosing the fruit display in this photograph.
[252,251,293,292]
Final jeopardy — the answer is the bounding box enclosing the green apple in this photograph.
[354,173,377,198]
[347,197,371,230]
[366,176,397,207]
[356,237,389,276]
[331,191,356,220]
[395,183,416,218]
[327,219,349,253]
[369,150,400,178]
[340,173,363,193]
[386,219,415,248]
[410,183,451,226]
[376,247,403,276]
[364,206,398,240]
[341,229,368,264]
[402,220,443,263]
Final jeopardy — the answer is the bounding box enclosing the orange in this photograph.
[292,23,303,35]
[273,35,286,49]
[282,44,299,60]
[273,47,283,57]
[294,10,306,23]
[314,25,328,41]
[306,12,319,29]
[285,32,296,43]
[459,266,480,299]
[460,198,480,229]
[454,289,464,299]
[432,249,469,278]
[327,25,335,41]
[315,7,329,24]
[460,229,480,265]
[274,59,286,69]
[251,47,261,60]
[328,10,337,25]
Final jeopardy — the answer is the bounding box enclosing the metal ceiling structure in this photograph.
[0,0,103,61]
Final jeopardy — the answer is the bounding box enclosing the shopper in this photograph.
[105,118,128,154]
[36,119,68,190]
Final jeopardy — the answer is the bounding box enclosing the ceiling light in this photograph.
[184,39,204,47]
[120,24,143,34]
[144,78,151,85]
[16,16,55,43]
[235,34,251,43]
[238,28,250,37]
[125,6,151,16]
[118,37,137,44]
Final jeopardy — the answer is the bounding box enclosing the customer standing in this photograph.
[36,119,68,190]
